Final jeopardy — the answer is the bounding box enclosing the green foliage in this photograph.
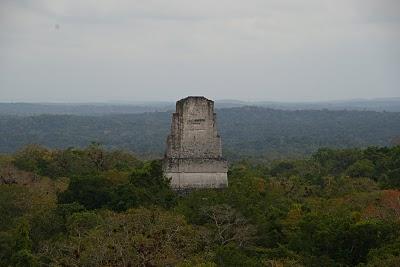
[59,159,176,211]
[66,211,101,236]
[365,239,400,267]
[55,202,86,220]
[346,159,375,177]
[127,160,176,208]
[287,211,399,265]
[299,146,400,189]
[1,145,400,266]
[215,245,262,267]
[11,249,38,267]
[58,176,113,209]
[41,208,201,266]
[13,220,32,251]
[13,144,52,175]
[0,231,14,266]
[0,185,29,230]
[5,221,39,267]
[13,143,141,178]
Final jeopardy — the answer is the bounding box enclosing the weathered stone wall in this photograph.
[163,96,228,189]
[164,158,227,173]
[167,172,228,189]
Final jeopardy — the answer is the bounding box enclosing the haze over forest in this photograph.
[1,100,400,160]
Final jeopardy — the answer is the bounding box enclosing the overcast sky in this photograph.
[0,0,399,102]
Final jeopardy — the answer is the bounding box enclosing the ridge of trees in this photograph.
[1,107,400,160]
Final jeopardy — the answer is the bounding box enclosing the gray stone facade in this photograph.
[163,96,228,189]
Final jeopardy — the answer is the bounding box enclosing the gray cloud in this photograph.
[0,0,399,102]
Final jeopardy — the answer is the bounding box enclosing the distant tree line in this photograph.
[1,107,400,160]
[1,98,400,115]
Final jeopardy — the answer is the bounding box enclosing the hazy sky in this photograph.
[1,0,399,102]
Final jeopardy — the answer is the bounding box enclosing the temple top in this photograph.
[163,96,228,189]
[165,96,222,159]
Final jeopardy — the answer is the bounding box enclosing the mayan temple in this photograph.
[163,96,228,189]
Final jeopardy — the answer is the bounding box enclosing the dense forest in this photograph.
[1,98,400,115]
[1,107,400,160]
[1,144,400,266]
